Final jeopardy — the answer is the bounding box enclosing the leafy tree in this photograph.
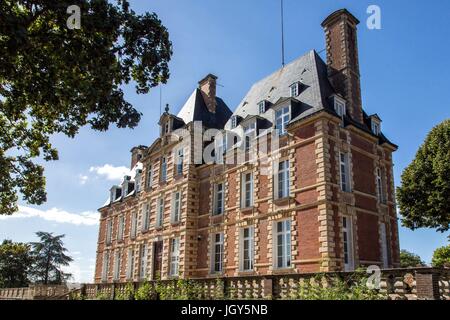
[431,245,450,268]
[0,0,172,215]
[0,239,33,288]
[399,249,426,268]
[30,231,73,284]
[397,119,450,232]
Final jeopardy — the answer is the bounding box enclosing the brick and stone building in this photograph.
[94,9,400,283]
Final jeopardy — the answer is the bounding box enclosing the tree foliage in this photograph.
[30,231,73,284]
[0,0,172,215]
[399,249,426,268]
[0,239,33,288]
[431,245,450,268]
[397,119,450,232]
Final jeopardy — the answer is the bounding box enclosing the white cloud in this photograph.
[89,164,130,181]
[79,174,89,185]
[0,205,99,226]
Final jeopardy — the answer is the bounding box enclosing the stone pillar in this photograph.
[415,270,440,300]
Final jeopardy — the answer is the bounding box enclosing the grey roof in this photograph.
[225,50,335,129]
[177,88,232,129]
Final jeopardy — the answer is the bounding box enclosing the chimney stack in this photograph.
[130,145,147,169]
[199,74,218,114]
[322,9,363,123]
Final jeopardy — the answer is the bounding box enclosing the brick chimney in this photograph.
[322,9,363,123]
[199,74,217,114]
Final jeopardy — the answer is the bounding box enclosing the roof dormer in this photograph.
[370,114,382,136]
[110,185,122,203]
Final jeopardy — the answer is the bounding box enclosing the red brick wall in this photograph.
[357,212,380,263]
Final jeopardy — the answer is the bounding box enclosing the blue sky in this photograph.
[1,0,449,282]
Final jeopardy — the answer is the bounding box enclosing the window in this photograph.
[334,98,346,123]
[376,167,385,203]
[113,250,121,280]
[130,211,138,239]
[243,122,256,152]
[176,148,184,175]
[258,101,266,114]
[117,215,125,241]
[342,216,354,271]
[241,172,254,208]
[240,227,254,271]
[275,106,290,135]
[170,238,180,277]
[142,203,150,231]
[161,157,167,182]
[139,243,148,280]
[164,121,170,134]
[290,82,299,97]
[146,165,153,188]
[231,116,237,129]
[275,220,291,269]
[135,170,142,193]
[156,197,164,227]
[211,233,224,273]
[215,133,226,163]
[339,152,351,192]
[213,183,224,215]
[372,120,381,135]
[126,248,134,280]
[101,251,109,281]
[276,160,290,199]
[171,191,181,223]
[379,223,389,269]
[106,219,112,245]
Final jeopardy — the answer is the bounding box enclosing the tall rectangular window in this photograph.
[170,238,180,277]
[130,211,138,239]
[275,220,291,269]
[241,172,254,208]
[176,148,184,175]
[213,183,224,215]
[258,101,266,114]
[117,215,125,241]
[340,152,350,192]
[379,223,389,269]
[275,106,290,135]
[142,203,150,231]
[146,165,153,188]
[290,82,299,97]
[161,157,167,182]
[106,219,112,245]
[240,227,254,271]
[334,99,346,122]
[244,122,256,152]
[211,233,224,273]
[139,243,148,280]
[277,160,290,199]
[113,250,121,280]
[126,248,134,280]
[156,197,164,227]
[171,192,181,223]
[342,216,354,271]
[101,251,109,281]
[376,167,386,204]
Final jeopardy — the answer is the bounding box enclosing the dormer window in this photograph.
[290,82,300,97]
[110,186,122,203]
[231,116,237,129]
[258,101,267,114]
[371,119,381,136]
[275,105,290,135]
[333,96,346,124]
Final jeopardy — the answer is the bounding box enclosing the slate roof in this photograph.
[177,88,232,129]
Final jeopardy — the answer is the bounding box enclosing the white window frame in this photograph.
[211,233,224,273]
[213,182,225,216]
[130,211,138,239]
[161,157,167,182]
[169,237,180,277]
[113,250,121,281]
[142,203,150,231]
[171,191,181,223]
[101,251,109,281]
[342,216,354,271]
[156,197,164,227]
[231,116,237,129]
[258,100,266,114]
[146,165,153,188]
[371,119,381,135]
[126,247,134,280]
[290,82,300,97]
[380,223,389,269]
[139,243,148,280]
[274,219,291,269]
[106,219,112,245]
[376,167,385,203]
[176,148,184,175]
[243,121,256,152]
[241,172,254,208]
[334,97,346,124]
[240,226,255,272]
[275,159,290,199]
[275,105,290,135]
[117,215,125,241]
[339,152,351,192]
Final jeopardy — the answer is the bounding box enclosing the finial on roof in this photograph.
[165,103,169,113]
